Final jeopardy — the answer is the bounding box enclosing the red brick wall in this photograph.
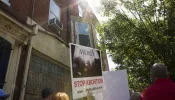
[0,0,31,22]
[28,0,50,25]
[0,0,96,43]
[69,0,79,16]
[0,0,71,43]
[27,0,71,42]
[30,0,71,42]
[10,0,31,22]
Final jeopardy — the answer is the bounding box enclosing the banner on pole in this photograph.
[69,44,103,99]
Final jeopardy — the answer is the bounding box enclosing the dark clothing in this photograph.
[141,78,175,100]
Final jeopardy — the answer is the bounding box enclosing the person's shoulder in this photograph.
[170,82,175,88]
[143,85,153,91]
[140,87,150,100]
[141,85,153,96]
[172,82,175,85]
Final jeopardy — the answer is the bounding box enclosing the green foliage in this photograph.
[99,0,175,92]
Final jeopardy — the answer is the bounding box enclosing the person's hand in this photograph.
[87,91,94,100]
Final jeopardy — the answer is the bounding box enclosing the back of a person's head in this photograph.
[42,88,53,98]
[151,63,168,79]
[54,92,69,100]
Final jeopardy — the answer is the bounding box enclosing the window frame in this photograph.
[1,0,10,6]
[49,0,61,21]
[75,22,92,47]
[78,4,83,17]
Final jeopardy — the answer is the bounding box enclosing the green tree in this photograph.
[98,0,175,92]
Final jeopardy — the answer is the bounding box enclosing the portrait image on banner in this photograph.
[70,44,103,99]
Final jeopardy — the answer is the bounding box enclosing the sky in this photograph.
[86,0,108,22]
[86,0,117,71]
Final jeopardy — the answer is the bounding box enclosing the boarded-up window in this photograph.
[79,35,90,47]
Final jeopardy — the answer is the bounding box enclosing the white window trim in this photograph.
[49,0,61,21]
[78,4,83,17]
[49,11,60,21]
[71,20,74,43]
[92,25,97,47]
[1,0,10,6]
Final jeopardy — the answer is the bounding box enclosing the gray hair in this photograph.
[151,63,168,78]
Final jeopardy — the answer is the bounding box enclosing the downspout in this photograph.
[19,0,37,99]
[19,24,38,100]
[67,0,71,43]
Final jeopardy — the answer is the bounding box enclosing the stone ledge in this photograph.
[26,17,69,47]
[0,10,34,44]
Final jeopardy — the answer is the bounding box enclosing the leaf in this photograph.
[99,0,175,92]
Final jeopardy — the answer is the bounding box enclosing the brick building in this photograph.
[0,0,109,99]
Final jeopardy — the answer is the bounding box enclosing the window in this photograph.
[77,22,91,47]
[1,0,10,6]
[49,0,61,21]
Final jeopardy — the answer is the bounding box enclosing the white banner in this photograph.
[69,44,103,99]
[103,70,130,100]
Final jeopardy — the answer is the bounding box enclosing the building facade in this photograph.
[0,0,109,100]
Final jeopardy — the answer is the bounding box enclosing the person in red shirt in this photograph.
[140,63,175,100]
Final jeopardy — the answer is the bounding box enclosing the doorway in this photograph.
[0,36,11,88]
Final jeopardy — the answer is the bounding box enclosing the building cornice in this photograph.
[0,10,35,44]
